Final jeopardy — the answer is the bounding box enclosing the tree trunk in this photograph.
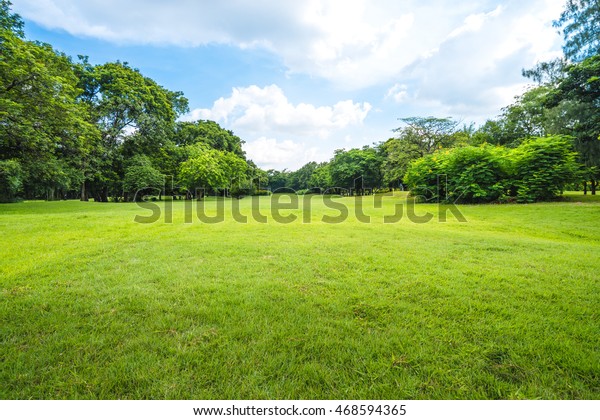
[584,181,587,195]
[80,181,88,201]
[592,179,597,196]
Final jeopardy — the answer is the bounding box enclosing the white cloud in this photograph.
[186,84,371,139]
[182,84,371,170]
[385,84,410,103]
[13,0,568,165]
[13,0,565,90]
[446,6,503,40]
[244,137,319,169]
[383,0,565,122]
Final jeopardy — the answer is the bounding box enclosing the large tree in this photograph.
[0,0,23,37]
[393,117,459,156]
[178,146,248,195]
[554,0,600,62]
[329,147,383,192]
[75,59,188,201]
[552,55,600,193]
[174,120,245,158]
[0,28,98,201]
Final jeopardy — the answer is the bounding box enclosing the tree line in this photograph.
[1,0,599,203]
[0,1,262,203]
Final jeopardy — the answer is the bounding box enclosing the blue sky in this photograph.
[12,0,565,170]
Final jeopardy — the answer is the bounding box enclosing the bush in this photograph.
[404,138,580,204]
[253,189,272,196]
[404,154,442,201]
[405,145,508,203]
[509,136,580,203]
[444,146,508,203]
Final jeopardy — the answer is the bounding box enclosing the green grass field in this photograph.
[1,192,599,399]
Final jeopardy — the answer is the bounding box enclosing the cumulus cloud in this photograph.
[244,137,319,169]
[12,0,564,90]
[182,84,371,170]
[186,85,371,139]
[13,0,567,165]
[385,84,410,103]
[383,0,564,121]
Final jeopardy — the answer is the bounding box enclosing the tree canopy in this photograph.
[554,0,600,62]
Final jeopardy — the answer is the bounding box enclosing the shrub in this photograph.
[444,146,508,203]
[509,136,580,203]
[404,154,442,201]
[405,145,508,203]
[253,189,272,196]
[404,138,580,204]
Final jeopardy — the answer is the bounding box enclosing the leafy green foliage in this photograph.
[554,0,600,62]
[0,0,23,37]
[329,147,383,190]
[0,29,99,200]
[179,146,248,193]
[285,161,318,190]
[308,162,332,190]
[393,117,460,155]
[123,155,165,201]
[510,136,581,202]
[0,158,21,202]
[174,120,245,158]
[405,138,580,203]
[405,146,508,203]
[379,137,422,187]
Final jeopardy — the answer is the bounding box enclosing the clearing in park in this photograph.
[0,192,598,399]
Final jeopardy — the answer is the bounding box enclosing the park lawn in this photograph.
[0,192,599,399]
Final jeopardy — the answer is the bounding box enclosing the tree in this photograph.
[379,137,422,187]
[487,86,555,147]
[75,59,188,201]
[329,147,383,193]
[178,146,248,195]
[174,120,245,158]
[286,161,318,191]
[123,155,165,201]
[308,162,332,191]
[266,169,291,191]
[0,0,24,37]
[551,55,600,193]
[554,0,600,62]
[0,158,21,202]
[0,29,99,200]
[393,117,460,156]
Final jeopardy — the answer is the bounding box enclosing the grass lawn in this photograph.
[0,192,599,399]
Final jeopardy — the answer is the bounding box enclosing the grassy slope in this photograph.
[0,193,598,399]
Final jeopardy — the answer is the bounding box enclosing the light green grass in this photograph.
[0,193,599,399]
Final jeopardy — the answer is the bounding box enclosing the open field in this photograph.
[1,192,599,399]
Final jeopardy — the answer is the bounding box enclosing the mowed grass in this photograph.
[0,192,599,399]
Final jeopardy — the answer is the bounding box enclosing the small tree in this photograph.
[123,156,164,201]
